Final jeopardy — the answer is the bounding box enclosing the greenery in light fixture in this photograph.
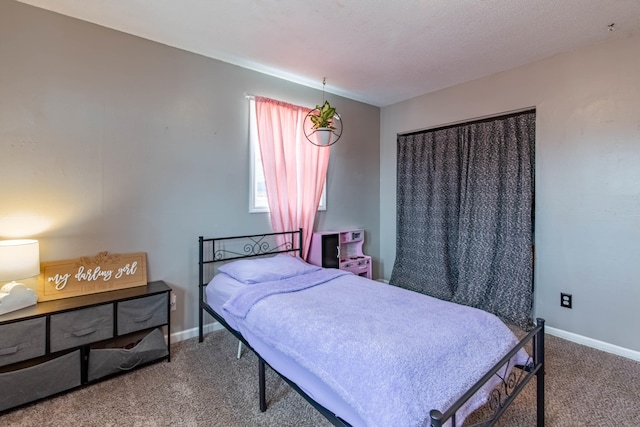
[310,100,336,130]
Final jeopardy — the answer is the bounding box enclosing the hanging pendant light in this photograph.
[304,78,343,147]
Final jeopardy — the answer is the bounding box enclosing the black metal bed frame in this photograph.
[197,229,545,427]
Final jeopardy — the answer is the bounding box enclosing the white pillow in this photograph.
[217,253,320,284]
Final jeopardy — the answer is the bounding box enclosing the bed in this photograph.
[198,229,545,427]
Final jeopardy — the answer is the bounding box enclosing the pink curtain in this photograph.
[255,96,330,259]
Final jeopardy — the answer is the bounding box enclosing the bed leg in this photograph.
[198,306,204,343]
[535,318,545,427]
[259,357,267,412]
[198,236,204,343]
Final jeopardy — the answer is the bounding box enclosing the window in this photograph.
[249,98,326,213]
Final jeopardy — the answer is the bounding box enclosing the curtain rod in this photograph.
[399,106,536,137]
[244,95,311,111]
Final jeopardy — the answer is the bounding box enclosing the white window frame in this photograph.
[249,99,327,213]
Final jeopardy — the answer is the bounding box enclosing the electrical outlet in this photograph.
[560,293,572,309]
[170,292,177,311]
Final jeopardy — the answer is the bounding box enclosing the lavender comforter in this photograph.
[222,269,529,427]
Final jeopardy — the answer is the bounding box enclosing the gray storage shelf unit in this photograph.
[0,280,171,413]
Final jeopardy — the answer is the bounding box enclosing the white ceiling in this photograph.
[16,0,640,107]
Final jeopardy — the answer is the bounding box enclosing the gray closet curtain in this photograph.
[390,110,535,328]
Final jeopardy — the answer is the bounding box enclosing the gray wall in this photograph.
[380,33,640,352]
[0,1,380,335]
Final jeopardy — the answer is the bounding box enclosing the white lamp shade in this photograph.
[0,239,40,282]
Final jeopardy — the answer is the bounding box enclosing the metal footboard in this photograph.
[430,318,545,427]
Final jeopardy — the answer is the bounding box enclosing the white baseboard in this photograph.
[545,326,640,362]
[169,321,223,343]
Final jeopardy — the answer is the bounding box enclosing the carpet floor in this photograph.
[1,329,639,426]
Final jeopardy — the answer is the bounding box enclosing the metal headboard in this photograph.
[197,228,303,347]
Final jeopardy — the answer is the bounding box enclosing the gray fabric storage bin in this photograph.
[50,304,114,352]
[88,328,168,381]
[117,294,168,335]
[0,350,81,412]
[0,317,46,368]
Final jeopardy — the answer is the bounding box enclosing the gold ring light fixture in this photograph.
[304,78,343,147]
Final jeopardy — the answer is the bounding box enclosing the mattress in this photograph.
[205,273,245,331]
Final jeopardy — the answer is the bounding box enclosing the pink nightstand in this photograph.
[308,229,372,279]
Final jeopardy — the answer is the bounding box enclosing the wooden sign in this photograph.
[37,252,147,301]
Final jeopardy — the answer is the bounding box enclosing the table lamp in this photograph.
[0,239,40,315]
